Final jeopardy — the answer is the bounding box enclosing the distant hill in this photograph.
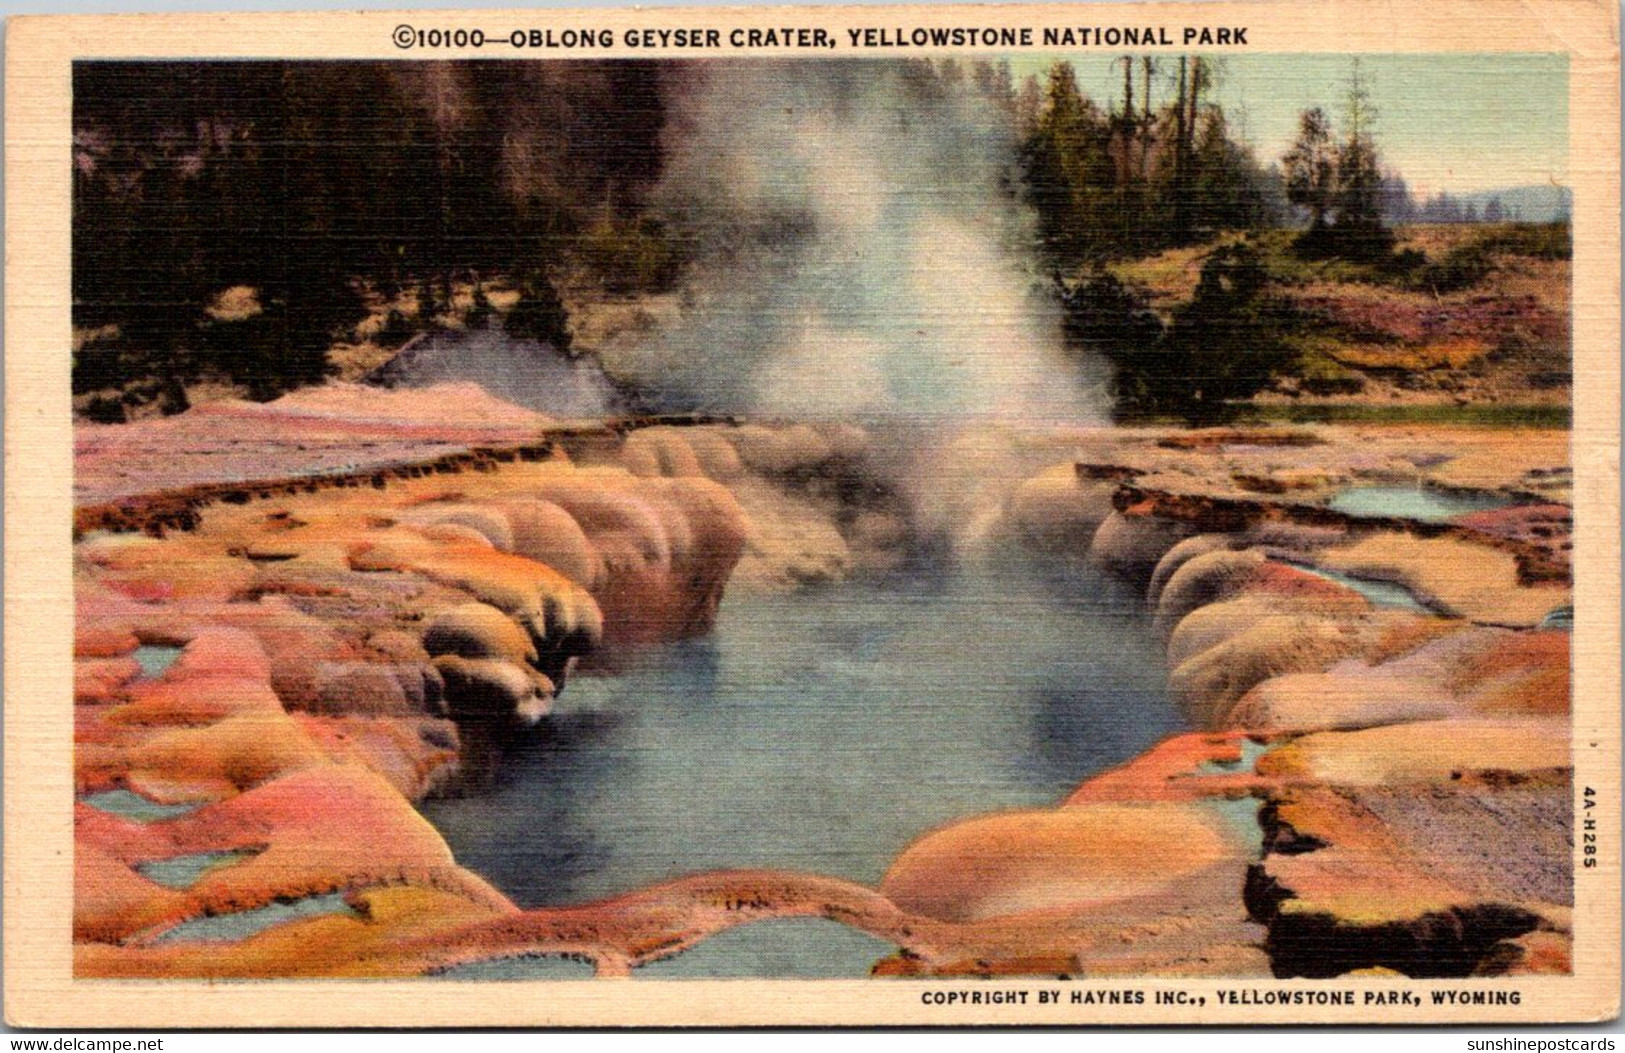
[1402,184,1572,225]
[1460,185,1572,224]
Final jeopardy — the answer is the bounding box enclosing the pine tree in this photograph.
[1282,107,1338,231]
[1331,58,1390,254]
[1023,62,1111,262]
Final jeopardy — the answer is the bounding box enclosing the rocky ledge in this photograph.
[993,424,1572,977]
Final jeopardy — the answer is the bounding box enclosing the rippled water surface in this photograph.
[422,560,1179,924]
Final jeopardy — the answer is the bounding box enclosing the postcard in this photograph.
[4,0,1619,1028]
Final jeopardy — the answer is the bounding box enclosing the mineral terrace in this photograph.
[73,383,1573,980]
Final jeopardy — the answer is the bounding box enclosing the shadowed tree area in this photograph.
[73,61,676,415]
[1064,242,1293,424]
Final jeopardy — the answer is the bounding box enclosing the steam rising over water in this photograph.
[413,67,1153,976]
[364,62,1107,429]
[367,328,621,419]
[620,60,1108,425]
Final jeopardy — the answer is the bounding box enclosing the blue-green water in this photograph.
[634,918,897,979]
[79,789,202,823]
[422,562,1180,922]
[1326,484,1515,523]
[1293,564,1434,613]
[136,848,261,889]
[431,954,597,981]
[1195,737,1273,776]
[132,644,184,679]
[431,919,897,980]
[1539,606,1574,631]
[148,892,358,944]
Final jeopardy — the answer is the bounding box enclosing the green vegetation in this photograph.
[574,215,683,295]
[1290,340,1367,397]
[1473,221,1572,260]
[503,280,574,352]
[1243,403,1572,429]
[1247,228,1411,286]
[1398,223,1567,294]
[1081,218,1571,422]
[1021,57,1283,264]
[1404,241,1496,294]
[1281,63,1393,262]
[1037,54,1572,425]
[1233,221,1572,292]
[1068,242,1295,424]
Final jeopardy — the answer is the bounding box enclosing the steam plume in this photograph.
[619,60,1109,427]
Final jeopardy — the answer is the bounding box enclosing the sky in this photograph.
[1013,53,1568,196]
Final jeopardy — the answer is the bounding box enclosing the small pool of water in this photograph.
[1293,564,1434,614]
[431,954,597,981]
[136,848,261,889]
[132,645,185,680]
[421,559,1181,976]
[147,892,358,945]
[79,789,203,823]
[1539,606,1573,631]
[634,918,897,979]
[1326,484,1515,523]
[1195,737,1273,776]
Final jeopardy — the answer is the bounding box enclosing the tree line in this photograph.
[71,55,1322,415]
[72,58,1548,422]
[1051,57,1388,423]
[73,61,674,413]
[1017,56,1287,266]
[1389,189,1519,225]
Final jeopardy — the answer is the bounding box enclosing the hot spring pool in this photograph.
[1325,484,1516,523]
[420,560,1180,949]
